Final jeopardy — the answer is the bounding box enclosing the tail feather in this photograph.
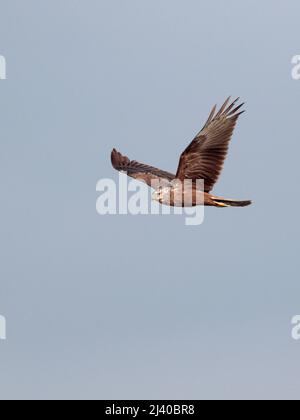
[213,197,252,207]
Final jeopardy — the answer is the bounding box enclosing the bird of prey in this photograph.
[111,97,251,208]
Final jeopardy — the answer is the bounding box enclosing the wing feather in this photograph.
[111,149,175,188]
[175,97,245,192]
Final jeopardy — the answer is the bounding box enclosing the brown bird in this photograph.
[111,97,251,208]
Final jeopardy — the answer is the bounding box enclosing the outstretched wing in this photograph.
[111,149,175,188]
[175,97,245,192]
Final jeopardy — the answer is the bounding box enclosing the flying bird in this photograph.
[111,97,251,208]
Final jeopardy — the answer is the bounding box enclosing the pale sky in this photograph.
[0,0,300,400]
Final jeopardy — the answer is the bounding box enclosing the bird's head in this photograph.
[152,187,163,203]
[152,186,172,205]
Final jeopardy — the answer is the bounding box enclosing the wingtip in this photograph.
[111,148,119,167]
[226,100,246,118]
[111,148,130,170]
[212,96,246,119]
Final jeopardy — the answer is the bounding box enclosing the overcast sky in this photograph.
[0,0,300,400]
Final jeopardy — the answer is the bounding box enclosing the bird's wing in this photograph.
[111,149,175,188]
[175,97,245,192]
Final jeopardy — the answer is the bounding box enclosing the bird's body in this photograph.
[152,182,251,207]
[152,180,207,207]
[111,97,251,208]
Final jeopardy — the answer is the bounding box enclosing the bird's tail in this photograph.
[212,197,252,207]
